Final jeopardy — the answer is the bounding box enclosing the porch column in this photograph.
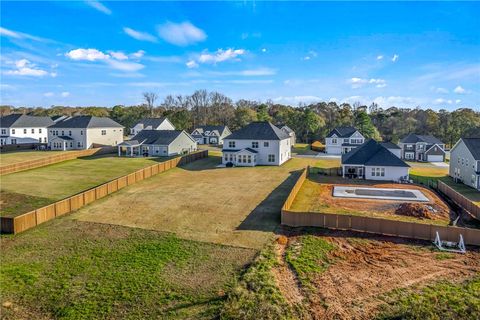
[63,141,66,151]
[118,146,121,157]
[342,165,345,178]
[130,146,134,157]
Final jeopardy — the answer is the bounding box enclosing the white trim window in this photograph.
[101,130,107,135]
[264,141,269,147]
[252,141,258,148]
[268,154,275,162]
[371,167,385,177]
[228,141,235,148]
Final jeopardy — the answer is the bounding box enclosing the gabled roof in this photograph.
[129,130,192,145]
[224,122,290,140]
[400,133,443,145]
[462,138,480,160]
[192,125,228,136]
[0,114,55,128]
[380,141,401,150]
[326,126,358,138]
[342,139,409,167]
[132,117,172,129]
[49,116,123,128]
[277,124,294,134]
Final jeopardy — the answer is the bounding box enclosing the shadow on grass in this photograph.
[237,169,304,233]
[179,155,223,171]
[78,153,175,163]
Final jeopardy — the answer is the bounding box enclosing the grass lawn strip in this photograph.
[0,150,69,166]
[0,219,256,319]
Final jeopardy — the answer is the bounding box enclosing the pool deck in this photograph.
[333,186,430,202]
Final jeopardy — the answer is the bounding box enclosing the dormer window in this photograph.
[252,141,259,148]
[228,141,235,148]
[332,138,337,144]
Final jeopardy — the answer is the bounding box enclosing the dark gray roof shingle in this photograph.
[192,125,228,136]
[224,122,290,140]
[462,138,480,160]
[129,130,187,145]
[1,114,55,128]
[380,141,401,149]
[132,117,171,129]
[342,139,409,167]
[400,133,443,145]
[49,116,123,128]
[326,126,359,138]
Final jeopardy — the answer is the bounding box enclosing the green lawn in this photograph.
[0,219,255,319]
[292,143,319,156]
[0,150,70,166]
[0,154,171,217]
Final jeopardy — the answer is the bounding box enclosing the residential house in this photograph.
[399,134,446,162]
[277,124,296,146]
[130,117,175,135]
[118,130,197,157]
[191,125,231,145]
[48,116,124,150]
[342,139,410,181]
[449,138,480,190]
[0,114,54,145]
[222,121,291,167]
[325,126,365,155]
[380,141,402,158]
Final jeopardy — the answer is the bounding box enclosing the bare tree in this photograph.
[142,92,158,116]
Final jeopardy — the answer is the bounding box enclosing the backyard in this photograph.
[0,150,70,166]
[0,154,172,217]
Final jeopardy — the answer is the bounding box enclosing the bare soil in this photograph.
[280,230,480,320]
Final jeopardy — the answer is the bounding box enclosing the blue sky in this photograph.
[1,1,479,110]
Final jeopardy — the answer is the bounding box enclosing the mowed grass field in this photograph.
[73,155,336,249]
[0,154,171,217]
[0,150,70,166]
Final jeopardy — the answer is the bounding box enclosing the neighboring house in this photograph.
[380,141,402,158]
[449,138,480,191]
[48,116,124,150]
[399,133,446,162]
[325,126,365,155]
[342,139,410,181]
[277,124,296,146]
[130,117,175,135]
[191,125,232,145]
[118,130,197,157]
[0,114,54,145]
[222,121,291,167]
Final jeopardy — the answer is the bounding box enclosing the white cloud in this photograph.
[106,59,144,72]
[453,85,467,94]
[434,98,453,105]
[273,95,322,104]
[130,50,145,58]
[349,77,386,89]
[435,87,449,94]
[123,27,157,42]
[0,27,50,42]
[302,56,311,61]
[207,68,276,77]
[392,54,399,62]
[261,48,267,53]
[66,48,110,61]
[108,51,128,60]
[85,1,111,15]
[4,59,54,77]
[61,91,70,97]
[44,92,54,97]
[455,99,462,104]
[197,48,246,64]
[373,96,416,107]
[302,50,317,61]
[377,55,384,60]
[186,60,199,68]
[157,21,206,46]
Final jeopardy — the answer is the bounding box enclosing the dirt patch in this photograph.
[288,232,480,320]
[0,190,53,217]
[395,203,440,220]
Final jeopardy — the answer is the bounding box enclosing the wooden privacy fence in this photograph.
[281,166,480,246]
[0,147,115,175]
[1,150,208,234]
[309,166,341,176]
[437,181,480,219]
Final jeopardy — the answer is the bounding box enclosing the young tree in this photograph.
[355,110,381,140]
[142,92,158,116]
[303,108,325,143]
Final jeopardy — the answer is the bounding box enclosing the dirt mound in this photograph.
[395,203,436,219]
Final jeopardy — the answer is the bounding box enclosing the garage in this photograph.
[427,155,444,162]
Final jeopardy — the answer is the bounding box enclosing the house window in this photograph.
[31,129,34,133]
[101,130,106,135]
[12,129,15,134]
[24,129,27,134]
[70,142,73,147]
[69,130,72,136]
[77,142,81,147]
[268,154,275,162]
[11,139,16,144]
[38,138,42,143]
[332,138,337,144]
[1,129,5,134]
[228,141,235,148]
[39,128,42,133]
[264,141,269,147]
[44,137,47,143]
[224,154,228,161]
[81,130,83,135]
[344,139,349,143]
[252,141,259,148]
[247,155,251,163]
[61,130,64,136]
[371,168,385,177]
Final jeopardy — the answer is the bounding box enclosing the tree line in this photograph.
[1,89,479,146]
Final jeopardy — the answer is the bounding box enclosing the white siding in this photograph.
[222,138,291,166]
[450,140,480,190]
[1,127,49,144]
[167,132,197,155]
[365,166,409,181]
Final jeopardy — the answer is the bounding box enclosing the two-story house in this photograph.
[399,134,446,162]
[0,114,54,145]
[325,126,365,155]
[130,117,175,135]
[191,125,231,145]
[277,124,296,146]
[48,116,124,150]
[222,121,291,167]
[449,138,480,191]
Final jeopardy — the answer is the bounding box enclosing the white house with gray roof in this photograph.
[325,126,365,155]
[118,130,197,157]
[0,114,54,145]
[48,116,124,150]
[222,121,291,167]
[191,125,231,145]
[399,133,446,162]
[342,139,410,181]
[130,117,175,135]
[449,138,480,191]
